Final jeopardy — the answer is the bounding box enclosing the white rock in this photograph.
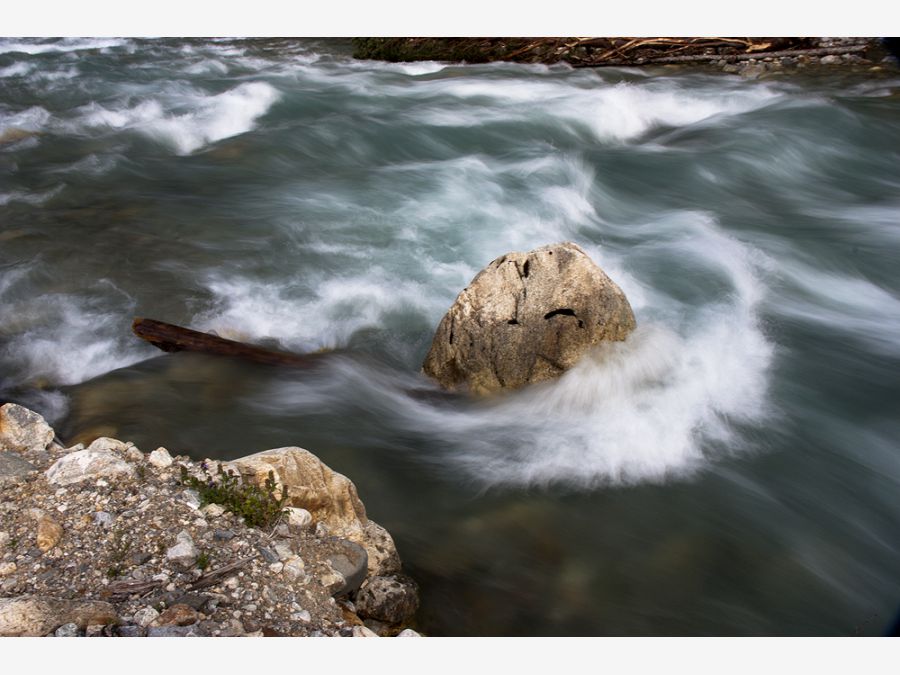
[148,447,173,468]
[352,625,379,637]
[268,563,284,574]
[181,490,201,510]
[274,541,293,561]
[285,507,312,529]
[0,562,16,577]
[397,628,422,637]
[291,609,311,623]
[282,557,306,582]
[133,607,159,627]
[45,448,135,486]
[165,530,198,568]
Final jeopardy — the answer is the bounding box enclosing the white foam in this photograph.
[773,263,900,356]
[0,62,33,78]
[405,75,780,143]
[0,290,153,387]
[396,221,776,488]
[0,38,128,55]
[198,270,444,353]
[73,82,280,155]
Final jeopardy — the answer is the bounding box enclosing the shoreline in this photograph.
[0,403,421,637]
[351,37,900,77]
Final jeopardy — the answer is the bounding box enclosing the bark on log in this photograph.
[132,317,334,368]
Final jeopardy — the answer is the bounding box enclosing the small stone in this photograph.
[165,530,198,569]
[146,625,202,637]
[0,532,8,548]
[256,545,279,563]
[820,54,840,65]
[85,624,106,637]
[224,576,239,590]
[116,625,146,637]
[148,447,173,469]
[282,557,306,581]
[130,552,152,566]
[285,507,312,529]
[268,563,284,574]
[319,569,346,595]
[54,623,81,637]
[273,541,293,561]
[133,607,159,627]
[352,625,379,637]
[397,628,422,637]
[93,511,114,529]
[181,490,201,510]
[214,529,235,541]
[36,515,64,552]
[125,447,144,463]
[0,562,15,576]
[200,503,226,518]
[291,610,311,623]
[157,604,199,627]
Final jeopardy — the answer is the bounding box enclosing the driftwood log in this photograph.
[132,318,334,368]
[131,317,458,403]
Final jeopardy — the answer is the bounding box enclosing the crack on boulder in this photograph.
[543,308,577,320]
[507,319,519,325]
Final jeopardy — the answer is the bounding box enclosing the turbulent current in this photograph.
[2,37,899,635]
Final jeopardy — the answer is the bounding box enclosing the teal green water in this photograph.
[2,38,900,635]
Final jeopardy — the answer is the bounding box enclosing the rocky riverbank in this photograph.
[0,403,421,637]
[352,37,900,77]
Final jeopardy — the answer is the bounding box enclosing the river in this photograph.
[2,37,899,635]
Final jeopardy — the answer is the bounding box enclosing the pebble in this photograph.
[36,515,64,552]
[93,511,115,528]
[133,607,159,627]
[125,447,144,463]
[54,623,81,637]
[157,604,200,627]
[201,503,226,518]
[0,562,16,576]
[148,447,173,469]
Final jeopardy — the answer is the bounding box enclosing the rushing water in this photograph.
[2,37,899,636]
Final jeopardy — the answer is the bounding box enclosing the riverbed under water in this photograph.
[2,37,900,635]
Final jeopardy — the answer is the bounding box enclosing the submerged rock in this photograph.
[423,242,636,395]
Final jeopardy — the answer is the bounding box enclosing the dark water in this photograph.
[2,37,900,636]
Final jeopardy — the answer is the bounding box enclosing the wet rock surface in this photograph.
[0,403,421,637]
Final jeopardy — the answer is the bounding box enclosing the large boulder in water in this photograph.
[422,242,636,395]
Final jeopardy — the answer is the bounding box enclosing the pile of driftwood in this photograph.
[350,37,879,67]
